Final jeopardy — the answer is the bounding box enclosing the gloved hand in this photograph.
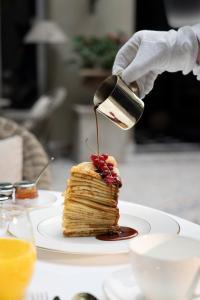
[113,26,199,98]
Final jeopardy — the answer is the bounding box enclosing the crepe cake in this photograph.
[62,155,122,237]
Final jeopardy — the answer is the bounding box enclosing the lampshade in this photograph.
[24,20,68,44]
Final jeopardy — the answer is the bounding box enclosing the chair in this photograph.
[1,95,51,126]
[0,117,51,189]
[2,87,67,137]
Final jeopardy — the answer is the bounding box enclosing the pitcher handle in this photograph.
[117,72,139,96]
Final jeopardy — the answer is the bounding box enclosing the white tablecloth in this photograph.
[28,191,200,300]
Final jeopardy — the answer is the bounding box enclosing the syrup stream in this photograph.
[93,106,134,241]
[94,106,100,156]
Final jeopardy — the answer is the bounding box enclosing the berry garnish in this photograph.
[101,154,108,160]
[90,153,122,187]
[107,163,113,171]
[111,172,117,177]
[90,154,98,161]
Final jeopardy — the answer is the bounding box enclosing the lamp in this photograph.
[24,20,68,94]
[24,20,68,44]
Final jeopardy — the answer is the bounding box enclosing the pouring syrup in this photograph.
[94,106,100,156]
[93,107,138,241]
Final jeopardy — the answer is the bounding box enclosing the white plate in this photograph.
[14,190,57,209]
[10,201,180,255]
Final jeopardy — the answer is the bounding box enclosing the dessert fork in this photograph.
[31,292,49,300]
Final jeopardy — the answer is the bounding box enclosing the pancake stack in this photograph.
[62,157,121,237]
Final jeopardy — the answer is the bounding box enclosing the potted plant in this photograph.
[72,32,127,85]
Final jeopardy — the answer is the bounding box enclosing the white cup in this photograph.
[129,234,200,300]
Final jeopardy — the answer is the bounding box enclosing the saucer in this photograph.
[103,266,200,300]
[14,190,57,209]
[103,266,144,300]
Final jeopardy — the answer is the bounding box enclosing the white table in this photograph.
[28,191,200,300]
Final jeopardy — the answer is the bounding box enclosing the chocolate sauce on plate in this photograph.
[96,226,138,241]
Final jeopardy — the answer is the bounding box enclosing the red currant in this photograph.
[106,175,113,181]
[101,154,108,160]
[93,158,99,166]
[105,177,114,185]
[99,155,106,161]
[111,172,117,177]
[90,154,98,161]
[102,170,109,175]
[98,160,105,169]
[98,159,105,165]
[102,165,108,171]
[107,162,113,168]
[90,152,122,187]
[116,179,122,187]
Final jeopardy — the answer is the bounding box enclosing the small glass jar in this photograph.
[14,181,38,200]
[0,183,14,199]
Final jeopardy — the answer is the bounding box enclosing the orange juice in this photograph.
[0,238,36,300]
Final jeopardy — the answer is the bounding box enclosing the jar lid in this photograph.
[0,182,13,189]
[0,189,13,196]
[0,195,10,201]
[14,180,36,188]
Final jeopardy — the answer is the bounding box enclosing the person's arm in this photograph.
[113,25,200,99]
[191,24,200,78]
[197,43,200,64]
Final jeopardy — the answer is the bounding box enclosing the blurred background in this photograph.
[0,0,200,223]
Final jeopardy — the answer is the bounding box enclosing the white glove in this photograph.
[113,26,199,99]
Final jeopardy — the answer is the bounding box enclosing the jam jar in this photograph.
[14,181,38,200]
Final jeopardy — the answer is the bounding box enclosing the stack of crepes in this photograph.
[63,157,120,237]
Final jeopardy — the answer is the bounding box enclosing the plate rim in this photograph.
[25,201,180,255]
[36,213,152,254]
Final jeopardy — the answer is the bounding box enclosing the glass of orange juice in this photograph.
[0,203,36,300]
